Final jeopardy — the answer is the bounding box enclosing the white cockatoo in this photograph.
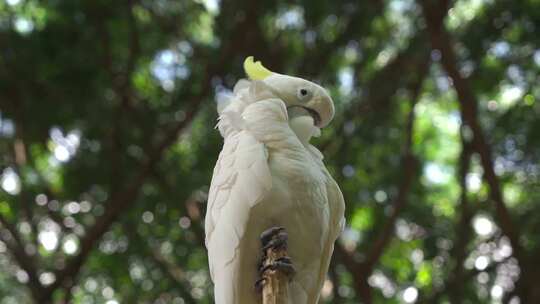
[205,57,345,304]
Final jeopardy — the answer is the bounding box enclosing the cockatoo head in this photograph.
[243,56,335,128]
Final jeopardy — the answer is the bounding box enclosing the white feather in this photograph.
[205,78,345,304]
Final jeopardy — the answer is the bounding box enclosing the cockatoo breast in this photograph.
[246,125,333,297]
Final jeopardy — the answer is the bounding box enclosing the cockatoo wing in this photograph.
[205,130,271,278]
[205,129,272,304]
[306,145,346,303]
[205,81,288,304]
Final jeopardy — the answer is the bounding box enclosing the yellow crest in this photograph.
[243,56,273,80]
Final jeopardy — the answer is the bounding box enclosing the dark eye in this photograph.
[298,88,310,100]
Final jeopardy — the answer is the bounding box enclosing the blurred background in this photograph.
[0,0,539,303]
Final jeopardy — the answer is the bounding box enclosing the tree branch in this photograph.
[149,169,206,248]
[361,54,427,273]
[419,0,524,266]
[297,1,385,77]
[447,132,474,304]
[42,90,205,301]
[319,34,431,153]
[121,222,197,304]
[261,229,290,304]
[0,214,44,299]
[40,4,259,301]
[334,243,372,302]
[333,65,427,303]
[419,254,512,304]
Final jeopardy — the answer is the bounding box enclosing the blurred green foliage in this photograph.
[0,0,540,303]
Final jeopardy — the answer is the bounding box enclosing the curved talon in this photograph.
[254,277,266,293]
[262,232,288,251]
[275,256,292,265]
[274,260,296,277]
[260,226,286,245]
[259,263,275,274]
[259,259,296,278]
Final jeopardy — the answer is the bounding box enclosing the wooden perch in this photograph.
[261,229,290,304]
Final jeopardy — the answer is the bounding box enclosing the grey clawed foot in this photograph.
[260,256,296,278]
[255,226,296,292]
[260,226,288,252]
[260,226,286,247]
[262,233,288,251]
